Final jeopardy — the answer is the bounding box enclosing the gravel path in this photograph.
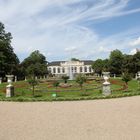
[0,96,140,140]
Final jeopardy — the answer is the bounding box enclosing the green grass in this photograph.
[0,78,140,102]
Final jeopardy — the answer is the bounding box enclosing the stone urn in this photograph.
[102,72,110,78]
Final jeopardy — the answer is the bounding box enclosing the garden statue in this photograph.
[102,76,111,96]
[6,75,14,97]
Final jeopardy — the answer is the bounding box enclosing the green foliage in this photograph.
[109,49,124,75]
[75,74,86,89]
[122,73,132,85]
[71,58,80,61]
[21,50,47,77]
[53,81,60,88]
[0,22,19,77]
[92,59,109,75]
[62,76,69,83]
[27,78,38,96]
[132,52,140,73]
[0,79,140,101]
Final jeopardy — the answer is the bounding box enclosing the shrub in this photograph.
[75,74,87,89]
[27,78,38,96]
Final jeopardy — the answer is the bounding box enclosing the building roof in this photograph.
[82,60,93,65]
[48,60,93,66]
[48,61,64,66]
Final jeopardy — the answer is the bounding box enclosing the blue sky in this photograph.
[0,0,140,62]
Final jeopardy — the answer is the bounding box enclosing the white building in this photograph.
[48,60,94,78]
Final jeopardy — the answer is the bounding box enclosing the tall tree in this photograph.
[92,59,109,75]
[21,50,48,78]
[132,52,140,73]
[122,54,134,74]
[0,22,19,77]
[109,49,124,75]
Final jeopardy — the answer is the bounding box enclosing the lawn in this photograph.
[0,78,140,101]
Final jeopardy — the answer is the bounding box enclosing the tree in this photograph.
[71,58,80,61]
[62,76,69,83]
[0,22,19,77]
[109,49,124,75]
[92,59,104,75]
[21,50,48,78]
[75,74,86,89]
[122,72,132,89]
[122,54,134,74]
[132,52,140,74]
[28,78,38,96]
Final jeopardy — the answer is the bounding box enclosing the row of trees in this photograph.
[92,49,140,76]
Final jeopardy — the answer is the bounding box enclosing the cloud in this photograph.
[129,48,137,55]
[0,0,140,61]
[129,37,140,46]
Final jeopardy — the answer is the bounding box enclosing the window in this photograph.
[84,66,87,72]
[62,68,65,73]
[71,67,74,73]
[89,67,92,72]
[80,67,82,73]
[58,67,60,73]
[74,67,77,73]
[53,68,56,73]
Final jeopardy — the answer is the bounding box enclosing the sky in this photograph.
[0,0,140,62]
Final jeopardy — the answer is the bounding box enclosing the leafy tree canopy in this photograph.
[21,50,48,77]
[71,58,80,61]
[109,49,124,74]
[0,22,19,77]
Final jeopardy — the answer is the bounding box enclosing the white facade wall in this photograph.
[48,61,93,76]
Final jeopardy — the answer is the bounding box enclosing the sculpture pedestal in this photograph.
[102,76,111,96]
[6,84,14,97]
[103,83,111,96]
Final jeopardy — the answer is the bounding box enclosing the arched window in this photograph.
[53,68,56,73]
[89,67,92,73]
[84,66,87,72]
[62,68,65,73]
[58,67,60,73]
[71,67,74,73]
[74,67,77,73]
[80,67,82,73]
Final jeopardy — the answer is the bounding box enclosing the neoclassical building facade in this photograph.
[48,60,94,78]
